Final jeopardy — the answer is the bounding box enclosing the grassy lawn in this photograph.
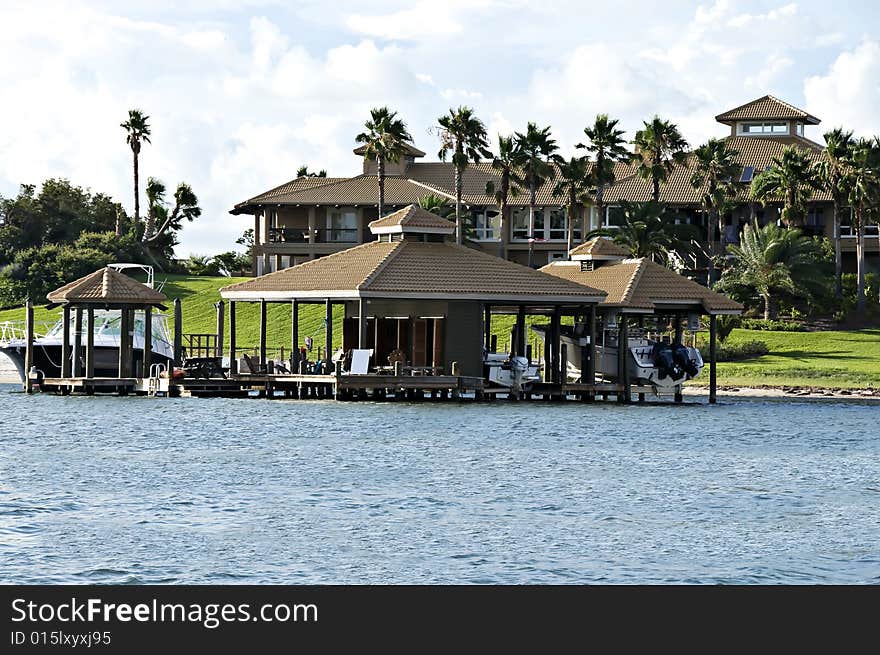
[3,275,879,387]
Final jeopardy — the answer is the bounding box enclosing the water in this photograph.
[1,384,878,584]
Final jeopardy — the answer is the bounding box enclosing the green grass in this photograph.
[702,328,880,389]
[4,276,879,387]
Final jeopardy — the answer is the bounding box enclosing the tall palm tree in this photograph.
[514,123,558,267]
[120,109,151,235]
[484,135,525,259]
[843,137,880,316]
[632,116,688,202]
[356,107,414,219]
[587,200,698,265]
[812,128,854,298]
[690,138,741,283]
[144,176,166,240]
[577,114,630,230]
[437,106,491,244]
[718,221,830,320]
[750,145,816,227]
[297,165,327,178]
[552,156,591,255]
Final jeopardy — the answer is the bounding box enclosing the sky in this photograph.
[2,0,879,257]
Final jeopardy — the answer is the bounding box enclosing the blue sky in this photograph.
[2,0,879,256]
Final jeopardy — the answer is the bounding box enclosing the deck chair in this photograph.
[241,353,267,375]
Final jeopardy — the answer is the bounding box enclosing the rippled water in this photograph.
[1,383,878,584]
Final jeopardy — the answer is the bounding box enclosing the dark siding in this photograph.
[444,301,483,377]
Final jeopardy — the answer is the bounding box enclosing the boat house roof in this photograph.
[46,266,167,308]
[540,258,743,315]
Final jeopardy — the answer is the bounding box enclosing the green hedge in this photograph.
[715,339,769,362]
[738,318,806,332]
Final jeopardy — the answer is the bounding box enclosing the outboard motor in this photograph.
[673,344,699,378]
[652,343,682,380]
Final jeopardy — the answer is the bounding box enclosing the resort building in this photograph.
[232,95,877,275]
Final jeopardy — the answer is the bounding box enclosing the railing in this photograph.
[182,333,218,358]
[0,320,52,345]
[267,227,358,244]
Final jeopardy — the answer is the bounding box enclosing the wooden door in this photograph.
[432,318,445,368]
[412,319,427,367]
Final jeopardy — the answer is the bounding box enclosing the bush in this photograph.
[716,339,769,362]
[738,318,805,332]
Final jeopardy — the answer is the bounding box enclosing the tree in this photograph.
[296,165,327,178]
[144,176,166,240]
[120,109,151,236]
[143,182,201,246]
[718,221,831,320]
[577,114,630,230]
[418,193,454,219]
[514,122,558,267]
[813,128,854,298]
[690,138,740,283]
[437,106,491,244]
[632,116,688,202]
[587,200,697,265]
[356,107,413,219]
[484,135,525,259]
[750,145,816,227]
[842,137,880,316]
[552,156,591,255]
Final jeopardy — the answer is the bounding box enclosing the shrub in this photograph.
[715,339,769,362]
[738,318,805,332]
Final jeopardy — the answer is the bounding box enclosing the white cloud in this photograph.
[745,55,794,90]
[345,2,464,40]
[804,40,880,137]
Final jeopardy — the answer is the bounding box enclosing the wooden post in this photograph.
[61,305,72,378]
[490,334,497,353]
[483,304,491,352]
[550,306,561,384]
[228,301,237,375]
[516,304,526,358]
[543,325,551,383]
[709,314,717,405]
[85,308,95,379]
[73,307,83,377]
[291,300,299,366]
[674,313,683,346]
[587,305,597,387]
[143,306,153,376]
[117,308,127,377]
[325,298,333,358]
[259,299,267,364]
[560,342,568,386]
[173,298,182,367]
[618,314,629,403]
[215,300,225,358]
[24,299,34,393]
[358,298,367,349]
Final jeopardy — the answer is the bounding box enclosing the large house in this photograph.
[231,95,878,276]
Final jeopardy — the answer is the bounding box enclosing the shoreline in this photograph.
[684,385,880,400]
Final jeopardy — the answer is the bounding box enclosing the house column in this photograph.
[356,207,365,244]
[709,314,718,405]
[308,207,316,247]
[253,212,261,276]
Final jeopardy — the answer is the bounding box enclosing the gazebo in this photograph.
[220,205,606,381]
[38,266,168,384]
[541,238,744,403]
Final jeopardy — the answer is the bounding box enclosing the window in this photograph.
[805,208,825,228]
[740,166,755,183]
[327,209,358,242]
[604,205,627,228]
[796,123,804,136]
[471,208,501,240]
[739,122,789,136]
[510,207,580,241]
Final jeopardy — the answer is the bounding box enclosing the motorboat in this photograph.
[484,351,541,390]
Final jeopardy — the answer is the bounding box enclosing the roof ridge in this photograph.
[359,240,406,290]
[246,175,342,203]
[620,258,648,304]
[404,177,458,201]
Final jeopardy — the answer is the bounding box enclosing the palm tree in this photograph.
[552,156,591,255]
[843,137,880,315]
[297,165,327,178]
[144,177,166,240]
[750,145,816,227]
[418,193,454,219]
[587,200,698,265]
[718,221,830,320]
[356,107,413,219]
[514,123,558,267]
[437,106,491,244]
[484,135,525,259]
[632,116,688,202]
[812,128,854,298]
[144,182,201,243]
[690,138,741,283]
[577,114,630,230]
[120,109,151,235]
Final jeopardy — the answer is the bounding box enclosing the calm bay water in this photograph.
[0,383,878,584]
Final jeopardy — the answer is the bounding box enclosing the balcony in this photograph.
[267,227,358,244]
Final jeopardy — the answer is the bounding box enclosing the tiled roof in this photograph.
[368,204,455,231]
[221,240,605,302]
[249,175,444,206]
[244,176,345,204]
[569,237,630,259]
[603,135,830,205]
[716,95,820,125]
[47,267,168,306]
[353,142,426,157]
[540,259,743,314]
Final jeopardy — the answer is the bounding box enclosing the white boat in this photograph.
[0,264,174,382]
[484,352,541,390]
[531,323,703,391]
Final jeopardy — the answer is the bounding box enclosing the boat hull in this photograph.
[0,344,172,382]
